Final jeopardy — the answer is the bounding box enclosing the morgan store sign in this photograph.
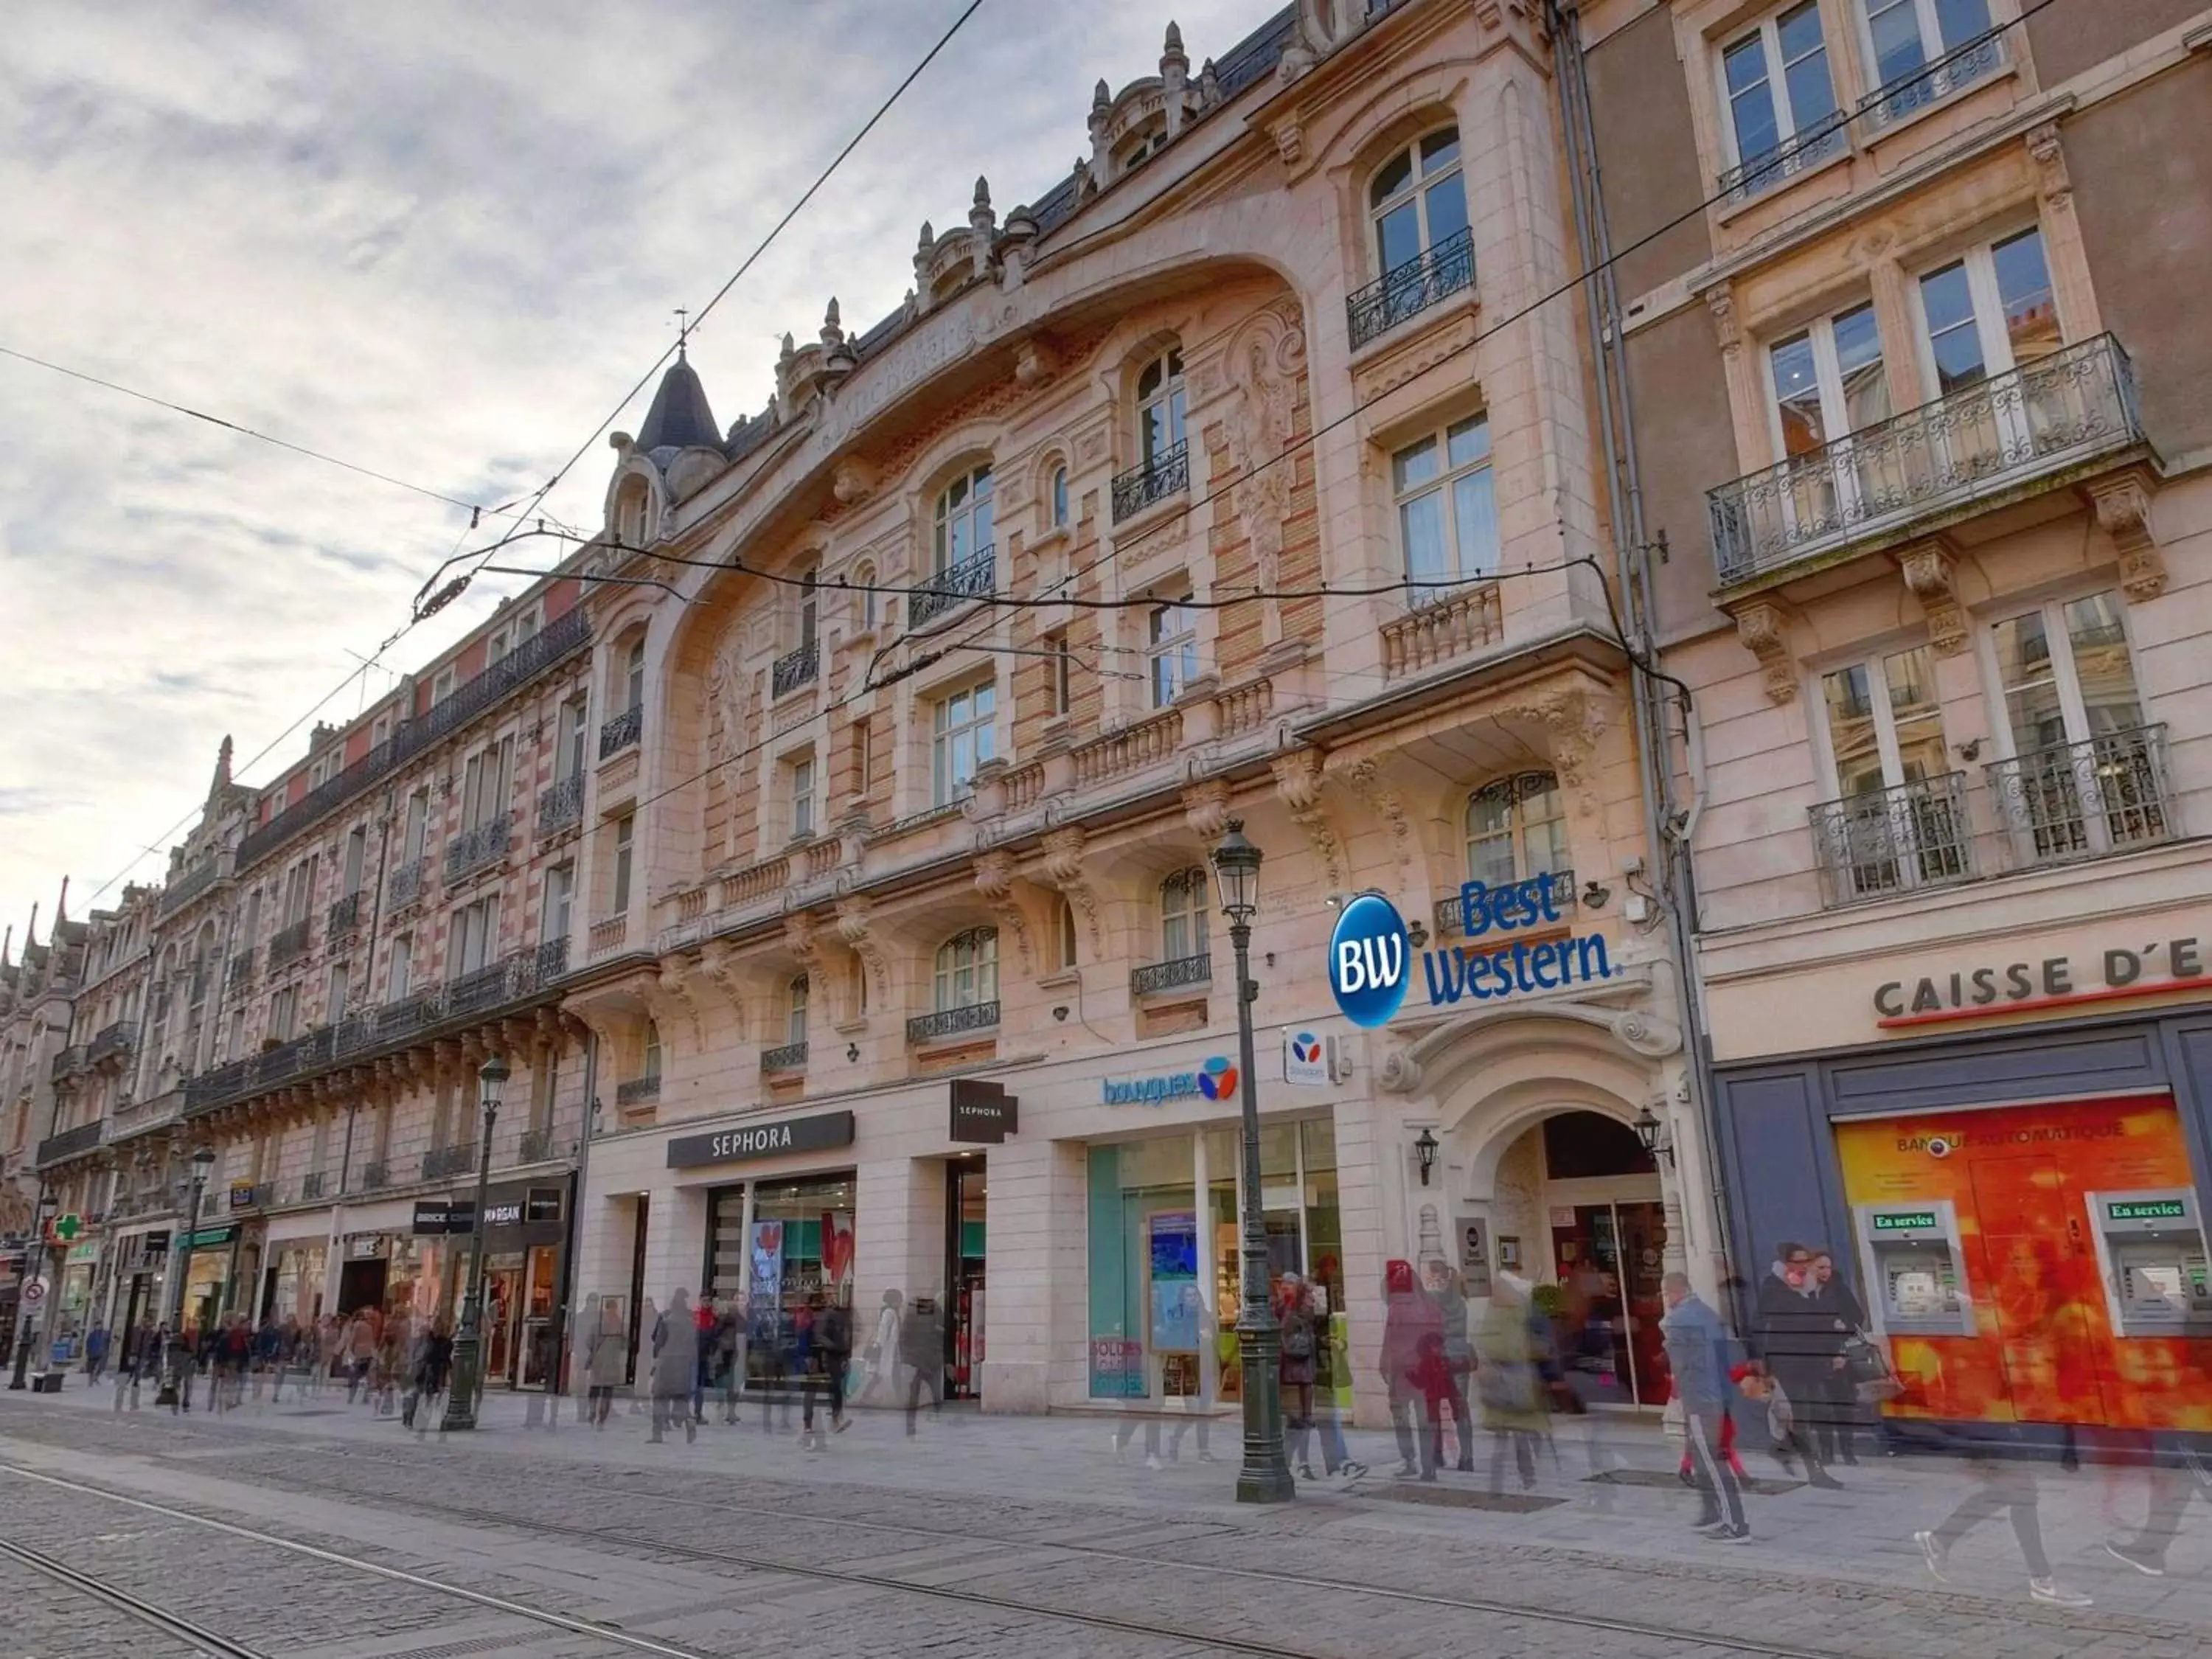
[666,1110,856,1169]
[1874,933,2210,1026]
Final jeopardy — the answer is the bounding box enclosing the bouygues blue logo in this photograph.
[1329,893,1411,1028]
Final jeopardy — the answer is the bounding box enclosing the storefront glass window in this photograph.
[702,1175,856,1389]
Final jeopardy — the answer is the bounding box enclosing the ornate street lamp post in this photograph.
[1210,818,1293,1503]
[153,1147,216,1407]
[442,1053,509,1430]
[9,1190,58,1391]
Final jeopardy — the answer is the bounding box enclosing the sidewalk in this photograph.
[16,1371,2212,1628]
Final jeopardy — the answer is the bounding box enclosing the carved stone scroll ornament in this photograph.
[1608,1008,1683,1059]
[1270,747,1343,890]
[1335,756,1413,886]
[972,851,1035,976]
[1733,598,1798,703]
[1038,826,1104,953]
[2087,470,2166,601]
[695,939,751,1042]
[833,896,891,1004]
[1377,1048,1424,1095]
[1895,540,1966,656]
[1181,778,1233,841]
[651,957,706,1050]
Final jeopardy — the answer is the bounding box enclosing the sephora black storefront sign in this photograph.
[665,1110,856,1170]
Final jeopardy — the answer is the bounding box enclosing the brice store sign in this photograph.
[1874,933,2210,1027]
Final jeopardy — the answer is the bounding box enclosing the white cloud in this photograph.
[0,0,1281,936]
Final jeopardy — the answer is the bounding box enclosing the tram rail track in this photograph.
[0,1530,271,1658]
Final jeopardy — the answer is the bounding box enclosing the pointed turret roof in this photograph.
[209,734,234,801]
[636,347,721,453]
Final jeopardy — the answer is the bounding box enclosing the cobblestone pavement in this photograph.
[4,1379,2211,1657]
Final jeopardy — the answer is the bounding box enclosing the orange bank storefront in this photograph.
[1708,919,2212,1436]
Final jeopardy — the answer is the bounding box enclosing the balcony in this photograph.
[1986,725,2173,870]
[1718,107,1849,207]
[228,1181,276,1213]
[300,1170,327,1201]
[1810,776,1976,908]
[47,1047,86,1085]
[538,772,584,837]
[227,947,257,993]
[1710,336,2144,589]
[422,1142,479,1181]
[389,855,431,908]
[1346,226,1476,350]
[1131,954,1211,998]
[35,1120,102,1169]
[1859,29,2006,133]
[448,956,523,1018]
[616,1074,661,1108]
[518,1127,558,1164]
[760,1040,808,1074]
[599,703,643,759]
[1431,869,1579,941]
[772,641,820,698]
[88,1021,137,1068]
[234,607,590,871]
[535,934,571,984]
[158,858,226,919]
[1111,443,1189,524]
[908,549,996,629]
[361,1161,391,1191]
[445,813,511,883]
[1379,585,1503,681]
[268,917,312,970]
[327,891,362,940]
[907,1000,1000,1046]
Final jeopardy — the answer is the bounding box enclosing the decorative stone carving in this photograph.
[1608,1009,1683,1059]
[648,957,705,1049]
[1496,683,1613,822]
[1015,336,1060,388]
[1733,599,1798,703]
[832,897,891,1004]
[1038,826,1104,952]
[831,456,878,506]
[2087,470,2166,600]
[1270,746,1343,889]
[2027,120,2072,213]
[1336,756,1413,885]
[1896,539,1966,655]
[1227,302,1304,625]
[1378,1048,1424,1094]
[1270,117,1303,165]
[1705,288,1739,354]
[972,851,1034,975]
[1181,778,1233,841]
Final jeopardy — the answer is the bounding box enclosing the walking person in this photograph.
[855,1290,902,1406]
[690,1292,718,1427]
[1425,1260,1476,1472]
[2106,1435,2212,1577]
[83,1320,110,1385]
[1809,1250,1866,1466]
[803,1293,852,1446]
[709,1295,742,1425]
[1278,1274,1328,1480]
[1661,1270,1750,1543]
[1380,1259,1441,1478]
[585,1297,625,1427]
[403,1318,453,1433]
[751,1294,788,1433]
[649,1290,699,1445]
[1916,1426,2091,1604]
[1752,1242,1845,1489]
[902,1293,944,1435]
[1475,1271,1551,1493]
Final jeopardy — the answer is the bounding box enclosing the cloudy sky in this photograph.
[0,0,1281,947]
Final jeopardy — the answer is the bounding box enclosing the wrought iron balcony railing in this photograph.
[300,1170,327,1201]
[1709,335,2143,588]
[47,1047,87,1085]
[389,855,431,908]
[447,956,522,1018]
[1430,869,1579,940]
[1111,442,1189,523]
[1131,954,1211,997]
[234,605,588,870]
[158,858,226,919]
[1987,724,2173,870]
[361,1161,390,1191]
[1717,107,1849,206]
[600,703,643,759]
[1809,775,1976,908]
[772,641,820,698]
[616,1074,661,1107]
[518,1127,558,1164]
[535,934,571,984]
[760,1040,808,1074]
[35,1120,102,1168]
[268,917,312,970]
[327,891,362,939]
[228,947,257,992]
[1859,29,2006,131]
[538,771,584,836]
[906,1000,1000,1045]
[445,813,511,882]
[1346,226,1476,349]
[423,1142,478,1181]
[88,1020,137,1067]
[908,549,996,629]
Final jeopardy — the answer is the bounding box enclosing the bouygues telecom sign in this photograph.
[1329,874,1617,1029]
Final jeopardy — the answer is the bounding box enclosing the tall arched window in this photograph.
[854,561,878,630]
[1466,771,1570,888]
[1051,895,1079,970]
[933,465,994,574]
[797,568,818,651]
[787,975,810,1046]
[1160,867,1210,964]
[933,927,998,1012]
[1370,128,1469,277]
[1137,350,1186,470]
[1050,466,1070,529]
[625,639,646,715]
[642,1018,662,1081]
[616,477,650,547]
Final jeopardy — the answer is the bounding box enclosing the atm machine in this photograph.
[1854,1201,1974,1337]
[2084,1188,2212,1335]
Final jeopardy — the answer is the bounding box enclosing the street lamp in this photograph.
[442,1053,509,1430]
[9,1190,58,1391]
[155,1147,217,1407]
[1209,818,1293,1504]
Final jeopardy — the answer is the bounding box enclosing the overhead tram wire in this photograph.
[69,0,989,911]
[280,0,2079,886]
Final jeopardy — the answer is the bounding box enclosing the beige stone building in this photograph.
[561,0,1714,1425]
[1576,0,2212,1434]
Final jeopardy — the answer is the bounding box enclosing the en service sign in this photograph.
[667,1110,856,1170]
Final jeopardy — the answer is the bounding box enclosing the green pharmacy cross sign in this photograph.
[50,1213,83,1243]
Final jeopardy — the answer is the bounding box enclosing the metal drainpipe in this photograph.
[326,790,394,1312]
[1548,0,1739,1287]
[552,1029,599,1407]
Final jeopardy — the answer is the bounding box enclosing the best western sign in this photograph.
[1329,875,1615,1029]
[667,1110,855,1169]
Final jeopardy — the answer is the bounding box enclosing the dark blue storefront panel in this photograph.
[1712,1068,1854,1298]
[1825,1025,2166,1118]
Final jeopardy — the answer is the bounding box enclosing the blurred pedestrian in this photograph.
[902,1293,944,1435]
[1425,1259,1475,1472]
[1753,1242,1844,1489]
[585,1297,624,1427]
[650,1290,698,1445]
[2107,1436,2212,1577]
[750,1294,787,1432]
[691,1292,718,1425]
[1476,1271,1550,1493]
[1809,1250,1866,1466]
[83,1321,109,1385]
[1662,1271,1749,1543]
[1380,1259,1440,1478]
[803,1292,852,1446]
[856,1289,902,1405]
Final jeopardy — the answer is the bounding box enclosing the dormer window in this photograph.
[1118,119,1169,174]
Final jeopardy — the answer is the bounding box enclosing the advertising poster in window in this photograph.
[1148,1210,1200,1352]
[820,1211,855,1299]
[749,1220,786,1308]
[1835,1091,2207,1431]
